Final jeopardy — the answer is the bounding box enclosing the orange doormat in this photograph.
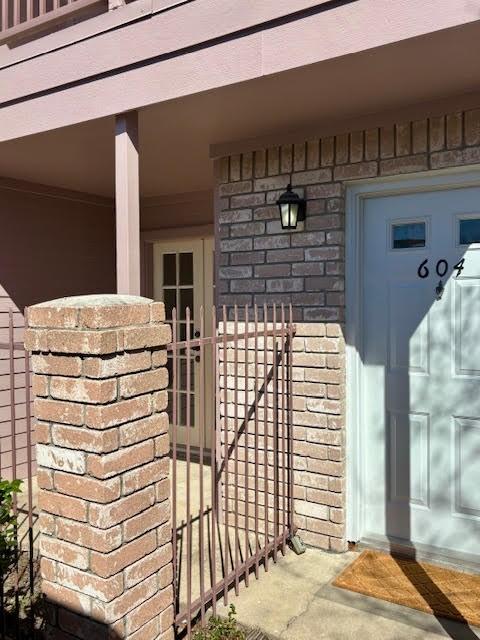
[333,549,480,627]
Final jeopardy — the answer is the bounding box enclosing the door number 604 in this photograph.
[417,258,465,279]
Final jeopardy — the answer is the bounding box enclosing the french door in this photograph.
[153,237,214,450]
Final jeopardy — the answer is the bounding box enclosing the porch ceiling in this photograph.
[0,20,478,198]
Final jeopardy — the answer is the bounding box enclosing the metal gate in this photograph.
[168,303,295,638]
[0,309,38,640]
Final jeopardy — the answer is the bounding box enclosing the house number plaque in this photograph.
[417,258,465,279]
[416,257,465,300]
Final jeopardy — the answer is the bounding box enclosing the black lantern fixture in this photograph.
[276,184,306,230]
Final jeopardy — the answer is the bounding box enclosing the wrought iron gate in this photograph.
[168,303,295,638]
[0,309,38,639]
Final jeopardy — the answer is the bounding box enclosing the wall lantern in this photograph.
[276,184,306,230]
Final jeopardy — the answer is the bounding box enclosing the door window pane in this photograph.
[179,252,193,285]
[163,253,177,286]
[392,222,426,249]
[179,394,195,427]
[180,288,194,320]
[179,393,185,426]
[179,322,187,342]
[163,289,176,319]
[166,355,173,384]
[176,354,195,391]
[459,218,480,245]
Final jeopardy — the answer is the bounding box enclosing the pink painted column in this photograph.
[115,111,141,296]
[25,294,174,640]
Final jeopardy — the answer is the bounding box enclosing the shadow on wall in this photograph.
[41,600,124,640]
[1,581,123,639]
[384,249,480,640]
[2,570,167,638]
[0,186,116,312]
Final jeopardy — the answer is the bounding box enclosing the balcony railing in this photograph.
[0,0,108,43]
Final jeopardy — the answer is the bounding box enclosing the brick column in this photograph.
[25,295,173,640]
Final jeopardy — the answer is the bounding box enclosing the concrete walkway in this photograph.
[216,547,480,640]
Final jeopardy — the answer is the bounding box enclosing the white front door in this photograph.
[153,237,214,450]
[361,184,480,562]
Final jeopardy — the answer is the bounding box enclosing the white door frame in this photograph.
[345,164,480,543]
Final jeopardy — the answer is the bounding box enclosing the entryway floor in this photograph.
[215,547,480,640]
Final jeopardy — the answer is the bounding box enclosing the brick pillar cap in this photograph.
[26,295,167,334]
[31,294,153,309]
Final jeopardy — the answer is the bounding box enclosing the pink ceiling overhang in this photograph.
[0,0,479,143]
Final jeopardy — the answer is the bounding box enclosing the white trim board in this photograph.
[345,164,480,543]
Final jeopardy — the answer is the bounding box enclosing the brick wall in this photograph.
[215,107,480,551]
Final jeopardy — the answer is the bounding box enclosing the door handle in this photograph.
[192,329,200,361]
[192,329,201,349]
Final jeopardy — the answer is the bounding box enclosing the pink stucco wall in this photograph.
[141,191,212,230]
[0,186,115,309]
[0,185,115,478]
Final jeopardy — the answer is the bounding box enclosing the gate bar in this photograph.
[253,305,260,578]
[281,304,287,554]
[199,307,206,624]
[210,305,217,617]
[288,305,295,534]
[272,304,278,565]
[233,305,239,596]
[166,329,282,352]
[172,308,178,611]
[263,304,269,572]
[243,304,250,588]
[186,307,192,638]
[222,305,229,606]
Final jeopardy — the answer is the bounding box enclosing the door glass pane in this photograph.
[178,357,187,391]
[163,253,177,286]
[178,393,187,425]
[392,222,426,249]
[459,218,480,245]
[179,394,194,427]
[166,355,173,384]
[189,394,194,427]
[163,289,176,320]
[189,358,195,391]
[179,252,193,285]
[179,322,187,342]
[180,288,194,320]
[212,250,216,300]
